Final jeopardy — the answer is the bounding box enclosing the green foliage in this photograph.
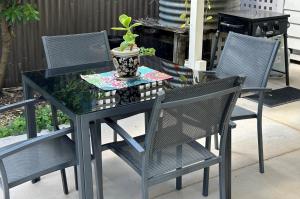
[180,0,190,29]
[35,104,69,131]
[0,105,69,138]
[0,116,26,137]
[205,0,213,22]
[179,74,188,83]
[0,1,40,27]
[180,0,214,29]
[53,78,103,112]
[111,14,142,51]
[139,47,156,56]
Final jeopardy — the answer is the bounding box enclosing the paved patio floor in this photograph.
[5,63,300,199]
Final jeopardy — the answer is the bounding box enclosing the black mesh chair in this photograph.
[42,31,112,131]
[0,100,76,199]
[42,31,112,190]
[103,76,244,199]
[211,32,280,175]
[42,31,112,77]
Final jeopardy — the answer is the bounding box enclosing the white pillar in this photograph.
[186,0,207,72]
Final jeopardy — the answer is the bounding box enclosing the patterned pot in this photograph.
[115,86,141,105]
[111,47,140,77]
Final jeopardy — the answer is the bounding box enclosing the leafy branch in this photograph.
[139,47,156,56]
[1,1,39,36]
[205,0,213,22]
[180,0,190,29]
[111,14,142,51]
[0,0,40,90]
[180,0,214,29]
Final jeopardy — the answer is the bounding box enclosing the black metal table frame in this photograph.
[22,73,233,199]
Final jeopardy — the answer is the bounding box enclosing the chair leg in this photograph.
[214,134,219,150]
[71,129,79,190]
[3,189,10,199]
[176,145,182,190]
[142,181,149,199]
[113,131,117,142]
[203,136,212,196]
[203,167,210,197]
[219,162,226,199]
[257,118,265,173]
[52,106,71,193]
[60,169,69,195]
[176,177,182,190]
[74,166,78,190]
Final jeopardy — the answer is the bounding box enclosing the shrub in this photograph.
[0,104,69,138]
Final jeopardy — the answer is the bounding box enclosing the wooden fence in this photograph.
[4,0,159,87]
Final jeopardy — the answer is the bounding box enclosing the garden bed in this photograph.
[0,87,69,138]
[0,87,24,126]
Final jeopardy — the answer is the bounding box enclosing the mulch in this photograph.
[0,87,24,126]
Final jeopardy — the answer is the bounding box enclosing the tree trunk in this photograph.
[0,5,13,90]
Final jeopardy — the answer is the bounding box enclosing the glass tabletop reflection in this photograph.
[23,58,218,115]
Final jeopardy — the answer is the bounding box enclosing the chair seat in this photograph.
[231,105,257,121]
[107,135,217,179]
[3,135,76,188]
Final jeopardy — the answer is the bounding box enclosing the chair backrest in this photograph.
[216,32,280,88]
[145,76,244,155]
[42,31,112,76]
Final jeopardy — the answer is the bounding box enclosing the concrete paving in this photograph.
[4,63,300,199]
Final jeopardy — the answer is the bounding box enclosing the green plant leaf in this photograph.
[139,47,156,56]
[129,22,142,29]
[180,13,186,20]
[120,41,129,51]
[179,75,188,82]
[184,0,190,7]
[22,3,40,21]
[111,27,127,31]
[123,32,136,44]
[180,24,186,29]
[119,14,131,28]
[206,16,213,21]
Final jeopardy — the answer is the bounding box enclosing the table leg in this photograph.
[23,80,37,139]
[75,116,94,199]
[145,111,151,131]
[91,120,104,199]
[225,127,232,199]
[22,79,40,183]
[283,32,290,86]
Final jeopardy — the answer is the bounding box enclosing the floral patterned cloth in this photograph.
[80,66,172,91]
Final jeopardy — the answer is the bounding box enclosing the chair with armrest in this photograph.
[213,31,280,171]
[0,100,76,199]
[202,31,279,197]
[102,76,244,199]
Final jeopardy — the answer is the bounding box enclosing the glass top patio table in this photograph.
[21,58,231,199]
[22,59,219,116]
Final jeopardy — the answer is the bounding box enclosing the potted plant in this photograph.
[111,14,142,78]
